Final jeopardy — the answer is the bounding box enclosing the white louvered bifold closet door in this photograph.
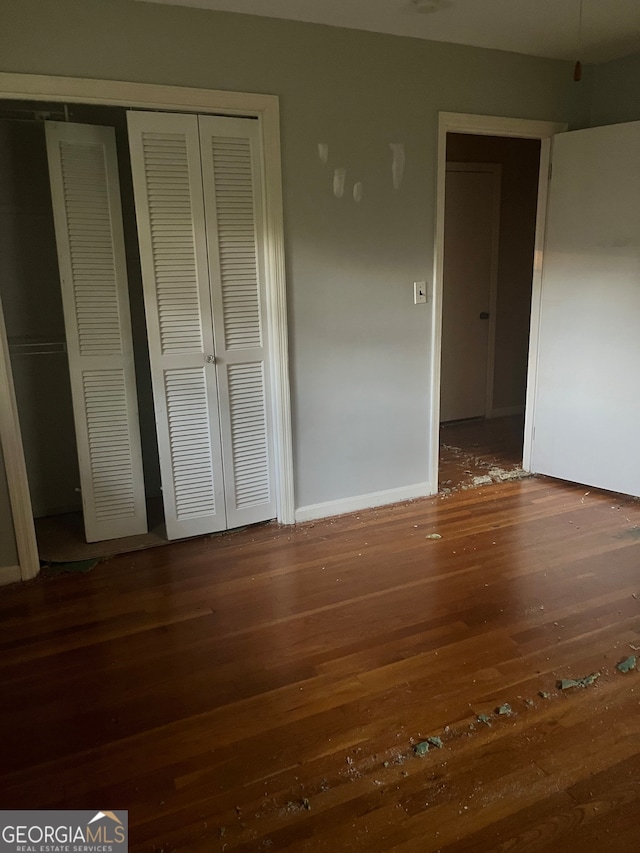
[127,111,226,540]
[45,122,148,542]
[199,116,276,528]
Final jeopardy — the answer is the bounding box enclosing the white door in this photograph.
[127,111,276,539]
[45,122,148,542]
[440,164,500,422]
[199,116,276,529]
[127,112,226,540]
[531,121,640,497]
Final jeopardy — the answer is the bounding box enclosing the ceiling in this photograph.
[139,0,640,63]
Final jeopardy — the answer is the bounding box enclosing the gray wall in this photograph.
[591,51,640,127]
[0,0,594,549]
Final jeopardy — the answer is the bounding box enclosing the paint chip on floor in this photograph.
[616,655,637,673]
[557,672,600,690]
[488,467,530,482]
[472,475,493,487]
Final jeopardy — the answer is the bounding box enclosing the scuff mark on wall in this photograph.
[390,143,405,189]
[333,168,346,198]
[317,142,329,164]
[353,182,363,203]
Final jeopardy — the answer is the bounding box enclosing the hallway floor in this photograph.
[439,414,525,492]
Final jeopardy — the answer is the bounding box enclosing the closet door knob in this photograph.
[205,354,216,364]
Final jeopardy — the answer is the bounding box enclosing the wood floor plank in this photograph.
[1,475,640,851]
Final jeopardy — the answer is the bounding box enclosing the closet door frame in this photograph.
[0,72,295,582]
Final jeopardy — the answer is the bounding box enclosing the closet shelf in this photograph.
[8,336,67,356]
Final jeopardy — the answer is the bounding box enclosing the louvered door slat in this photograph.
[200,116,276,528]
[45,122,147,542]
[210,134,262,352]
[128,111,226,539]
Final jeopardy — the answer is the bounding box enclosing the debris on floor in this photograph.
[557,672,600,690]
[472,475,493,487]
[425,533,442,540]
[616,655,637,673]
[277,636,639,830]
[285,799,311,814]
[488,467,529,482]
[282,629,640,827]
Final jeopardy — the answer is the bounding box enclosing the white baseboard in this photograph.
[0,564,21,586]
[295,481,434,523]
[489,405,525,419]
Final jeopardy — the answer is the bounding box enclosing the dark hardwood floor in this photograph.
[1,476,640,851]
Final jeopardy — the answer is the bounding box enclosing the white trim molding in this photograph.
[295,482,432,523]
[522,137,554,473]
[0,72,295,583]
[438,113,566,140]
[0,292,39,581]
[429,113,567,495]
[0,73,277,116]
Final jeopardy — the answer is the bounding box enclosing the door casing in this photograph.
[0,72,294,581]
[430,112,567,494]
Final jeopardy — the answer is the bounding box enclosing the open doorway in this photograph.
[438,132,541,492]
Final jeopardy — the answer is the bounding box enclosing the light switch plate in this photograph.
[414,281,427,304]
